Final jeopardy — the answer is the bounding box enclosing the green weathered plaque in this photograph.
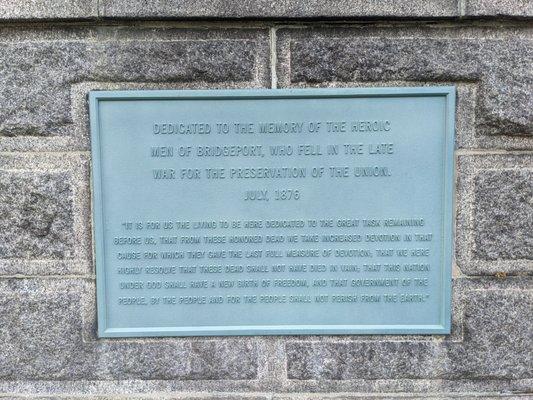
[90,87,455,337]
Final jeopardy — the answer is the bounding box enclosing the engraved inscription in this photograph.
[115,117,432,311]
[91,89,454,336]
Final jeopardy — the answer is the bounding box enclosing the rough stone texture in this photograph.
[473,170,533,261]
[287,341,447,379]
[0,27,269,152]
[97,340,258,380]
[0,397,270,400]
[456,153,533,275]
[0,153,91,275]
[100,0,458,19]
[277,26,533,138]
[3,0,533,20]
[0,171,73,259]
[274,397,533,400]
[465,0,533,17]
[1,397,531,400]
[0,0,97,20]
[0,279,259,382]
[0,279,96,380]
[451,83,533,150]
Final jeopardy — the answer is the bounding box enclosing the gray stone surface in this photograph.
[0,27,269,151]
[274,397,533,400]
[0,279,96,380]
[277,27,533,138]
[96,340,258,380]
[456,153,533,275]
[465,0,533,17]
[0,153,91,275]
[452,83,533,150]
[0,0,97,20]
[0,171,73,259]
[99,0,458,18]
[1,397,531,400]
[0,397,270,400]
[473,170,533,261]
[0,278,259,381]
[287,341,446,380]
[3,0,533,20]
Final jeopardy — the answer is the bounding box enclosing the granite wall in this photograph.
[0,1,531,399]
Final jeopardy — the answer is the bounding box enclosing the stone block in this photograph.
[0,170,73,259]
[0,0,97,20]
[473,170,532,261]
[287,341,446,380]
[277,27,533,139]
[99,0,458,19]
[96,339,259,380]
[445,287,532,380]
[0,279,96,380]
[0,153,91,275]
[2,396,269,400]
[0,27,269,151]
[465,0,533,17]
[274,396,531,400]
[456,153,533,275]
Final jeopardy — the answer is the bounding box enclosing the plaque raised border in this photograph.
[90,87,455,337]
